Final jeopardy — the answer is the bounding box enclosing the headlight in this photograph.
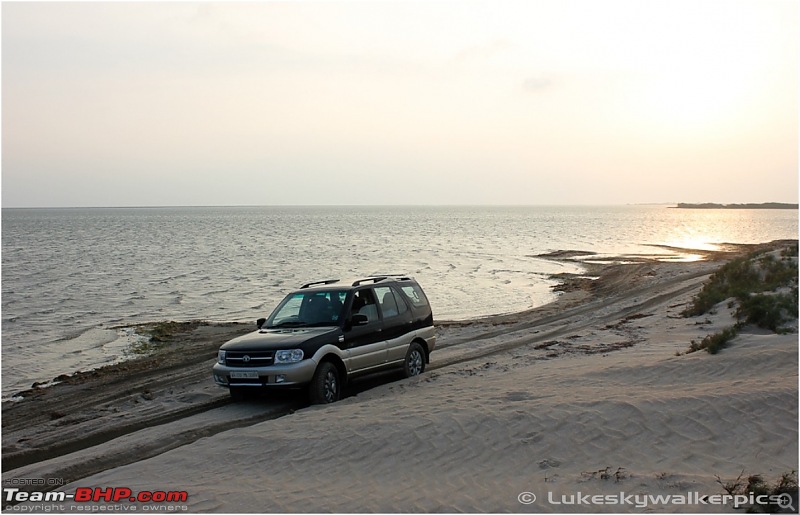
[217,350,226,364]
[274,349,304,364]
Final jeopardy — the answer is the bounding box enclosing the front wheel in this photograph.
[309,361,341,404]
[403,342,426,378]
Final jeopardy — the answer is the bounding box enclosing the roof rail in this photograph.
[300,279,340,289]
[352,275,411,286]
[352,277,386,286]
[372,273,408,279]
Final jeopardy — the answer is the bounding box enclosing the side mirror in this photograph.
[351,314,369,326]
[257,318,267,329]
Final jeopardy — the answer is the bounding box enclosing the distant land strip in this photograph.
[673,202,798,210]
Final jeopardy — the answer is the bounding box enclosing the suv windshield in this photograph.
[266,290,348,328]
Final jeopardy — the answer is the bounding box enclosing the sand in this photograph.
[2,241,797,513]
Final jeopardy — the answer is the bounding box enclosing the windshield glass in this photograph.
[266,290,348,328]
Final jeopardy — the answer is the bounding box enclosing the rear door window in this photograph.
[375,286,408,319]
[399,284,429,309]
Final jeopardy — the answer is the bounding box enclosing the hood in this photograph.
[220,326,341,351]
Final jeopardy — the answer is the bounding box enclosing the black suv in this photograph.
[212,276,436,403]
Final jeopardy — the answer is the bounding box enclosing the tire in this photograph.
[403,342,425,378]
[309,361,340,404]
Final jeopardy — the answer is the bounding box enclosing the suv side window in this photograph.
[351,288,379,323]
[399,284,429,308]
[375,286,408,319]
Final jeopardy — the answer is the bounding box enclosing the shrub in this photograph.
[682,255,763,317]
[743,471,797,513]
[684,247,798,332]
[780,244,798,259]
[688,327,739,354]
[716,470,797,513]
[736,293,798,332]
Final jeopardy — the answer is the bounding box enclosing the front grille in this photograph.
[225,350,274,367]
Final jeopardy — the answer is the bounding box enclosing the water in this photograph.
[2,205,797,398]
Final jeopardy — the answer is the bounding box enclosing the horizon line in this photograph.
[2,201,798,210]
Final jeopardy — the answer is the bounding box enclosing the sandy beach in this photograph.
[3,241,797,513]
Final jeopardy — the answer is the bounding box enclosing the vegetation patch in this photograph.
[716,470,797,513]
[580,466,628,482]
[143,321,186,341]
[124,337,160,357]
[688,327,739,355]
[684,244,798,354]
[124,321,197,357]
[683,248,798,317]
[736,292,798,333]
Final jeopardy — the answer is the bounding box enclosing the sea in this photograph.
[2,205,797,399]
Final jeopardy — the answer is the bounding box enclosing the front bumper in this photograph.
[212,359,317,388]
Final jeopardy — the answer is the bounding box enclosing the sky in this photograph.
[2,0,798,207]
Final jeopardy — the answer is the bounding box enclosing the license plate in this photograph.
[230,371,259,379]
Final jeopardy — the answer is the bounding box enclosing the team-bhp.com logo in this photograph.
[4,487,188,509]
[73,488,188,503]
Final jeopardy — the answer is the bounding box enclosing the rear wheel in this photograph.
[309,361,340,404]
[403,342,425,378]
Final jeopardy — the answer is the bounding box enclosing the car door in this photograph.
[342,288,387,372]
[375,285,414,364]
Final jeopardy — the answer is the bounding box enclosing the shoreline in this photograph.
[4,204,797,399]
[6,240,785,402]
[2,240,796,512]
